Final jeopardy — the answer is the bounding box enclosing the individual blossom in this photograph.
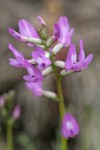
[26,81,43,96]
[61,113,79,139]
[8,19,41,47]
[0,96,6,108]
[23,60,44,82]
[54,16,74,47]
[65,40,93,71]
[12,105,21,121]
[31,46,51,70]
[8,44,27,67]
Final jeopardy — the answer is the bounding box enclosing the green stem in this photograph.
[50,52,67,150]
[57,78,67,150]
[7,124,13,150]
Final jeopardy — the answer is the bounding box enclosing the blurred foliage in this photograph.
[17,133,37,150]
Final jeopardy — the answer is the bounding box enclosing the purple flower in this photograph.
[31,47,51,70]
[23,60,44,82]
[65,40,93,71]
[54,16,74,47]
[0,96,6,108]
[12,105,21,120]
[61,113,79,139]
[26,81,43,96]
[8,44,27,67]
[8,19,40,47]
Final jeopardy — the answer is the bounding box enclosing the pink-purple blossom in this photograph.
[0,96,6,108]
[8,44,26,67]
[26,81,43,96]
[61,113,79,139]
[23,60,44,82]
[8,19,40,47]
[65,40,93,71]
[54,16,74,47]
[12,105,21,120]
[31,47,51,70]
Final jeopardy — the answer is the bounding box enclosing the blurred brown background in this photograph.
[0,0,100,150]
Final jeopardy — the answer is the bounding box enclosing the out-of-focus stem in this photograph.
[7,124,13,150]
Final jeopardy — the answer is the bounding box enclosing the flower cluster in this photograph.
[8,16,93,98]
[8,16,93,139]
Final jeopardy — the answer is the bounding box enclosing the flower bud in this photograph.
[0,96,6,108]
[55,61,65,68]
[37,16,46,26]
[60,69,74,76]
[26,37,43,45]
[46,36,55,47]
[61,113,79,139]
[42,90,58,101]
[12,105,21,121]
[42,66,53,76]
[52,43,64,55]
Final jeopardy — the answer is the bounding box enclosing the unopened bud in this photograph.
[26,37,43,45]
[0,96,6,108]
[46,36,55,47]
[42,90,58,101]
[12,105,21,121]
[37,16,46,26]
[60,69,74,76]
[55,61,65,68]
[45,52,50,58]
[42,66,53,76]
[52,43,64,55]
[38,26,48,40]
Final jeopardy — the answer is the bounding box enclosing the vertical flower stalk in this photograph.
[50,54,67,150]
[56,78,67,150]
[7,123,13,150]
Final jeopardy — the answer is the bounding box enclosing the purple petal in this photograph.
[26,81,43,96]
[8,44,27,68]
[18,19,39,38]
[78,40,85,61]
[32,47,51,70]
[37,16,46,26]
[33,67,44,81]
[61,113,79,139]
[0,96,6,107]
[23,61,44,82]
[8,44,24,59]
[57,16,74,46]
[9,58,24,67]
[65,44,77,70]
[12,105,21,120]
[8,28,27,42]
[68,28,74,36]
[54,23,60,40]
[80,54,93,70]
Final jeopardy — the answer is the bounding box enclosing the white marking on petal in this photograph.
[66,121,73,130]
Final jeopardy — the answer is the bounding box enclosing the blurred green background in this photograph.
[0,0,100,149]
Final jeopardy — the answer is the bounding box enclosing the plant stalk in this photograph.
[7,124,13,150]
[56,78,67,150]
